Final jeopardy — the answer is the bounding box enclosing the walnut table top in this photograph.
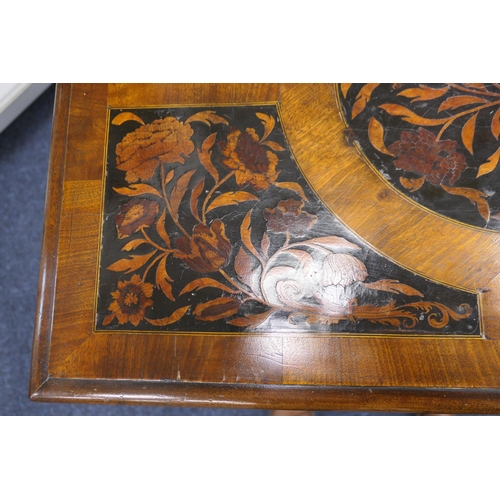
[30,84,500,412]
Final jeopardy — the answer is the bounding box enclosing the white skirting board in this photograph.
[0,83,52,133]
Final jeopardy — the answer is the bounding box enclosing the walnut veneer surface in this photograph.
[30,84,500,412]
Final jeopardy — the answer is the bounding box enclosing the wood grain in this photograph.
[51,334,283,384]
[65,84,107,181]
[108,83,280,108]
[282,337,500,387]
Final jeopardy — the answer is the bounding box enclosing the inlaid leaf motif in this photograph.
[113,184,162,198]
[400,177,425,192]
[234,247,253,285]
[156,255,174,301]
[179,278,239,295]
[363,279,423,297]
[194,297,241,321]
[255,112,275,142]
[283,249,313,276]
[190,178,205,222]
[107,250,157,273]
[491,107,500,140]
[164,169,175,186]
[264,266,296,280]
[227,309,276,328]
[185,110,228,126]
[462,113,478,154]
[206,191,258,213]
[112,112,145,126]
[301,236,361,253]
[145,305,190,326]
[477,146,500,178]
[261,232,271,259]
[441,185,490,222]
[197,133,219,182]
[274,182,308,201]
[170,169,196,220]
[234,247,262,297]
[464,83,487,90]
[261,140,285,151]
[352,83,380,119]
[156,209,171,248]
[121,239,148,252]
[397,85,449,102]
[367,117,394,156]
[241,210,262,263]
[438,96,488,113]
[379,104,448,126]
[340,83,352,99]
[226,317,252,327]
[102,313,116,326]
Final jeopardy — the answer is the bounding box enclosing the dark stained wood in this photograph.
[51,335,283,384]
[30,84,71,395]
[282,337,500,387]
[65,84,107,181]
[30,83,500,412]
[31,379,500,414]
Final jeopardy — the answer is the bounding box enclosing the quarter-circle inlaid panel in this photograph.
[278,84,500,292]
[96,103,478,336]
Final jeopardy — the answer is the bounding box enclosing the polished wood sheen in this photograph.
[30,84,500,412]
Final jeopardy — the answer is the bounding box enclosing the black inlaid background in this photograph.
[96,105,479,335]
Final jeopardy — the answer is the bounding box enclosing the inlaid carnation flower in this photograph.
[218,128,280,191]
[387,128,467,186]
[116,116,195,183]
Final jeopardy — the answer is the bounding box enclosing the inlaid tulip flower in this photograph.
[175,220,232,274]
[115,198,159,239]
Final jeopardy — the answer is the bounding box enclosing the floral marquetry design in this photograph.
[96,105,479,335]
[339,83,500,229]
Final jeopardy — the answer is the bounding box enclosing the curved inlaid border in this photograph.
[278,84,500,293]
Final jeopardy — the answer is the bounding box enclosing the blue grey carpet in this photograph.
[0,85,405,415]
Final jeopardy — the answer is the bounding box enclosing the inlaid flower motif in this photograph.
[108,274,154,326]
[387,128,467,186]
[321,253,368,287]
[115,198,159,239]
[175,220,232,274]
[116,117,195,183]
[218,128,280,190]
[263,198,318,236]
